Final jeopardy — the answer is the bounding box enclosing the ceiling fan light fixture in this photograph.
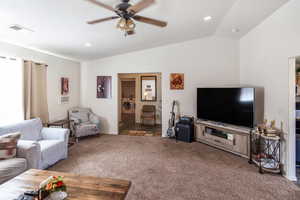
[116,18,136,35]
[117,18,127,29]
[86,0,167,36]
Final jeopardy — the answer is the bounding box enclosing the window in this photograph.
[0,57,23,125]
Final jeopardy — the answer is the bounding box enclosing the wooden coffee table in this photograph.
[0,169,131,200]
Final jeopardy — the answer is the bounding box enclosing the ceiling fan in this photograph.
[86,0,167,36]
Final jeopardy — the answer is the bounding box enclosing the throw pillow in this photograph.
[0,132,21,160]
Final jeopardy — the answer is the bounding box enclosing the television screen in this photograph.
[197,88,255,128]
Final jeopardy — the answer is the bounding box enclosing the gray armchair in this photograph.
[68,107,101,142]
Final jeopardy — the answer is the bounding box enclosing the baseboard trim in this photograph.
[284,174,298,182]
[102,133,118,135]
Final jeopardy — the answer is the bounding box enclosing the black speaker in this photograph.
[175,122,194,143]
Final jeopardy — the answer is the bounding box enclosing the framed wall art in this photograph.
[97,76,112,99]
[170,73,184,90]
[61,77,69,95]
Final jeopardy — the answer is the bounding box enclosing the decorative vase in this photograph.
[47,191,67,200]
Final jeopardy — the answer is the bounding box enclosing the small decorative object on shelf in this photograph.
[39,176,67,200]
[249,119,282,174]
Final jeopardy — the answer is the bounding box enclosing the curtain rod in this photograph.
[24,60,48,67]
[0,56,48,67]
[0,56,17,61]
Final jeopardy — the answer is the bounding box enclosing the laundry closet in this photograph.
[118,73,162,136]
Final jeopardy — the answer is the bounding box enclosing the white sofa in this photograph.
[0,118,69,184]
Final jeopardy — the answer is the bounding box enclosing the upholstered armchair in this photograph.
[0,118,69,178]
[68,107,101,142]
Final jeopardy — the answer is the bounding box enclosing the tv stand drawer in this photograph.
[204,132,234,150]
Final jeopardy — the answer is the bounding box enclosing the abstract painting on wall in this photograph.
[61,77,69,95]
[170,73,184,90]
[97,76,112,98]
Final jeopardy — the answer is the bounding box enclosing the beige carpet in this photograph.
[50,135,300,200]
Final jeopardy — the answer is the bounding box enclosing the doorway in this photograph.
[118,73,162,136]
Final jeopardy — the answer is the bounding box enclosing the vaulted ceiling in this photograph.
[0,0,289,61]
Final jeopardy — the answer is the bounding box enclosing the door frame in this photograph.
[117,72,163,135]
[287,57,297,181]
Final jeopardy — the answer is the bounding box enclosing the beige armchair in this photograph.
[68,107,101,142]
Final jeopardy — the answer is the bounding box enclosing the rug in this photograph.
[50,135,300,200]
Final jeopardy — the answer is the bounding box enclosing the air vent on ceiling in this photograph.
[9,24,34,32]
[9,25,23,31]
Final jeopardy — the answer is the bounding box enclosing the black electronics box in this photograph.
[175,116,194,143]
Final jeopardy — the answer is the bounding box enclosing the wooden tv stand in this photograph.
[195,120,251,158]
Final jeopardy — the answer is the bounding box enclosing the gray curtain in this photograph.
[24,61,49,123]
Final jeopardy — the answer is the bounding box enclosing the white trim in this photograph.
[287,57,297,180]
[284,174,298,182]
[0,39,81,63]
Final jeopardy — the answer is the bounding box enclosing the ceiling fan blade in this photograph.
[86,0,115,12]
[87,16,119,24]
[133,15,167,27]
[127,0,155,14]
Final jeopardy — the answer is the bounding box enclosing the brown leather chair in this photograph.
[141,105,156,126]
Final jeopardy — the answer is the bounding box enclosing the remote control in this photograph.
[24,191,38,196]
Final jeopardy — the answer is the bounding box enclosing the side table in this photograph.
[249,130,282,174]
[47,119,71,129]
[47,119,75,147]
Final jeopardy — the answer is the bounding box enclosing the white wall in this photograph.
[239,0,300,180]
[0,41,81,121]
[81,36,239,135]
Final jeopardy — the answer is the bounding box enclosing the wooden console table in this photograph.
[0,169,131,200]
[47,119,72,129]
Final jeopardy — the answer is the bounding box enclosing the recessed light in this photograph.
[84,42,92,47]
[232,28,240,33]
[203,16,212,22]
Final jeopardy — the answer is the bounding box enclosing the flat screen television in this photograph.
[197,88,257,128]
